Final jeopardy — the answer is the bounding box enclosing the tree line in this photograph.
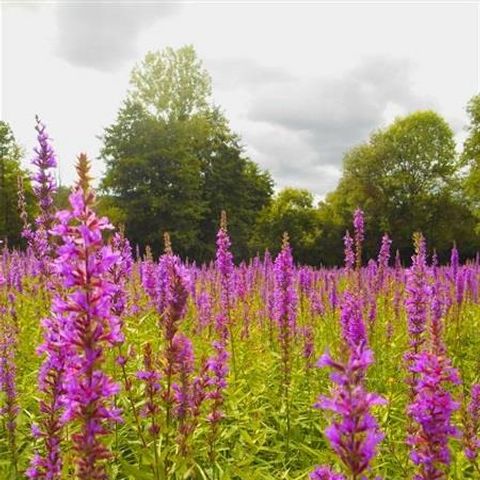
[2,45,480,264]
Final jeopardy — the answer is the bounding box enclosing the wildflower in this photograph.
[137,343,162,436]
[405,234,429,357]
[407,351,460,479]
[376,234,392,291]
[315,345,385,478]
[0,305,19,476]
[343,230,355,272]
[215,211,234,340]
[52,154,122,479]
[310,466,346,480]
[464,384,480,463]
[353,208,365,269]
[274,233,297,394]
[31,116,57,235]
[27,301,67,479]
[206,340,229,462]
[340,291,366,350]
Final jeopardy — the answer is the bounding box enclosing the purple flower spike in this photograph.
[343,231,355,272]
[32,116,57,235]
[464,384,480,462]
[315,345,385,478]
[50,156,122,479]
[310,465,346,480]
[215,211,234,339]
[407,352,460,479]
[274,233,297,392]
[353,208,365,268]
[405,234,429,357]
[340,292,366,351]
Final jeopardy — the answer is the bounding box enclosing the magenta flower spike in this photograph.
[405,234,429,358]
[50,154,122,479]
[343,230,355,273]
[27,297,68,480]
[215,211,234,340]
[407,352,460,479]
[376,234,392,291]
[315,344,386,479]
[310,466,346,480]
[353,208,365,269]
[274,233,297,393]
[0,299,19,476]
[206,340,229,462]
[464,384,480,463]
[340,291,366,350]
[31,116,57,235]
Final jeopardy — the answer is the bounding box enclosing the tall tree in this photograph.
[321,111,476,260]
[130,46,212,121]
[101,46,272,260]
[462,94,480,232]
[250,187,319,263]
[0,121,34,246]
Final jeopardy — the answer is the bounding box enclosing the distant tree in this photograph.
[250,187,319,263]
[101,46,272,260]
[462,95,480,232]
[322,111,476,260]
[0,121,35,246]
[130,45,212,121]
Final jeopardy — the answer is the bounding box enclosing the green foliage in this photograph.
[130,45,212,122]
[7,261,480,479]
[321,110,478,261]
[462,95,480,234]
[0,121,35,246]
[101,46,272,261]
[250,188,319,263]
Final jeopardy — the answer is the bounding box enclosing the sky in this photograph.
[1,0,479,199]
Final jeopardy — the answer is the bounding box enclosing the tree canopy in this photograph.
[5,47,480,265]
[318,110,477,262]
[0,121,35,246]
[101,46,273,261]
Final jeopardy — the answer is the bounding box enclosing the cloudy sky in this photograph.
[1,1,479,198]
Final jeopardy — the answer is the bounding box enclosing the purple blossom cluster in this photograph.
[464,384,480,463]
[405,234,429,357]
[314,345,385,479]
[407,352,460,479]
[274,233,297,392]
[48,175,123,478]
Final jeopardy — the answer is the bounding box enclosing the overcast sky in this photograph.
[1,1,479,198]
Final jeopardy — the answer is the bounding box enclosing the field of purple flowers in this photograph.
[1,122,480,480]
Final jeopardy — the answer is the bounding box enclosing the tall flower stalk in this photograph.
[464,384,480,468]
[353,208,364,271]
[27,295,67,479]
[206,340,229,471]
[158,233,190,476]
[27,117,58,278]
[314,344,385,480]
[273,233,297,450]
[405,234,429,365]
[31,117,57,236]
[311,283,385,480]
[215,212,236,376]
[52,154,123,479]
[0,294,19,477]
[407,352,460,479]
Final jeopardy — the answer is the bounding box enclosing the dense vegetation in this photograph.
[1,45,480,264]
[1,96,480,480]
[2,146,480,478]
